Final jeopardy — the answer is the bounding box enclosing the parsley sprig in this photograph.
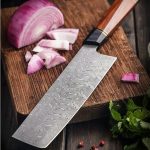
[109,88,150,150]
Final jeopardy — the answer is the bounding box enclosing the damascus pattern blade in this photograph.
[12,45,116,148]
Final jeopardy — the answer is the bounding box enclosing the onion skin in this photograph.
[7,0,64,48]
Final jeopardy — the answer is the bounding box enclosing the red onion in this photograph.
[37,49,59,60]
[121,73,139,83]
[37,49,66,69]
[27,49,66,74]
[47,30,79,44]
[27,55,44,74]
[7,0,64,48]
[45,55,66,69]
[32,45,54,53]
[25,51,32,62]
[47,28,79,34]
[37,39,72,50]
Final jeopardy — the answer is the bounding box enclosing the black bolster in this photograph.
[83,28,107,46]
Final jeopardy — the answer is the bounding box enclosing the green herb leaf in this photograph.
[125,114,142,134]
[127,113,140,127]
[111,124,120,138]
[140,121,150,130]
[109,100,114,110]
[109,101,122,121]
[111,109,122,121]
[109,89,150,150]
[133,108,150,120]
[142,138,150,150]
[118,122,122,131]
[127,99,141,111]
[124,142,138,150]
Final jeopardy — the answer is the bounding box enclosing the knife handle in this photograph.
[84,0,138,46]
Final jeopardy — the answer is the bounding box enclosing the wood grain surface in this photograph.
[1,0,150,122]
[67,119,122,150]
[97,0,138,35]
[122,11,136,53]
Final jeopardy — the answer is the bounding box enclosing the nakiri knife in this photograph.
[12,0,138,148]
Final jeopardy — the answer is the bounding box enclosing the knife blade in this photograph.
[12,0,138,148]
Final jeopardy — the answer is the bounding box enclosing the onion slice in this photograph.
[121,73,139,83]
[25,51,32,62]
[7,0,64,48]
[37,39,71,50]
[47,28,79,34]
[37,50,66,69]
[47,31,79,44]
[27,54,44,74]
[32,45,55,53]
[45,55,66,69]
[37,49,59,60]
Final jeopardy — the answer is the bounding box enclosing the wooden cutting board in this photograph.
[2,0,150,123]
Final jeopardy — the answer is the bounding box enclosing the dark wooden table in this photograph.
[1,0,150,150]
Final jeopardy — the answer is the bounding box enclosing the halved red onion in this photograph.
[47,31,79,44]
[7,0,64,48]
[37,39,71,50]
[121,73,139,83]
[25,51,32,62]
[27,54,44,74]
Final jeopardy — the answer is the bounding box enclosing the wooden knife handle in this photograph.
[97,0,138,35]
[84,0,138,46]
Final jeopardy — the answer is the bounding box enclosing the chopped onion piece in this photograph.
[48,28,79,34]
[32,45,54,53]
[25,51,32,62]
[45,55,66,69]
[7,0,64,48]
[37,50,66,69]
[47,31,79,44]
[27,54,44,74]
[37,49,59,60]
[121,73,139,83]
[37,39,71,50]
